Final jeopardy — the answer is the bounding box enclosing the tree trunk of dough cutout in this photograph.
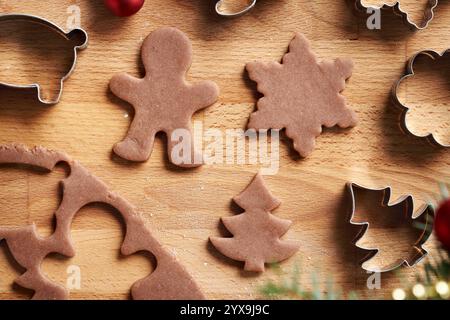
[210,173,299,272]
[0,144,204,300]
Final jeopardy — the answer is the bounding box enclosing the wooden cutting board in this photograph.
[0,0,449,299]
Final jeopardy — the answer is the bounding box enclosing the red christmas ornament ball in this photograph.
[104,0,145,17]
[435,199,450,251]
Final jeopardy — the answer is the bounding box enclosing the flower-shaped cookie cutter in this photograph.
[392,49,450,148]
[215,0,256,17]
[354,0,439,30]
[0,14,88,105]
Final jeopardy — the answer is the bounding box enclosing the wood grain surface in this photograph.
[0,0,449,300]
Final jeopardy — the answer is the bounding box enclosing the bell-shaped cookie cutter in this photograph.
[0,14,88,105]
[347,183,434,272]
[354,0,439,30]
[392,49,450,148]
[215,0,256,17]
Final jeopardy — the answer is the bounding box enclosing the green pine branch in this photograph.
[260,263,359,300]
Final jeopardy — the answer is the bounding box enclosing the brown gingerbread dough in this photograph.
[0,144,204,300]
[246,33,358,158]
[210,173,299,272]
[110,27,219,167]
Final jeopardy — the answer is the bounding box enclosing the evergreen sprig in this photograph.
[260,263,359,300]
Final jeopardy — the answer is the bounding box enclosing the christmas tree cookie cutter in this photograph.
[215,0,256,17]
[354,0,439,30]
[392,49,450,148]
[0,144,204,300]
[0,14,88,105]
[347,183,434,272]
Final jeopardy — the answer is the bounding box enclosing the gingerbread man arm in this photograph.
[186,80,220,113]
[110,73,142,105]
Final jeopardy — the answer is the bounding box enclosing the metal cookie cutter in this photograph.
[355,0,439,30]
[392,49,450,148]
[348,183,434,272]
[0,14,88,105]
[215,0,256,17]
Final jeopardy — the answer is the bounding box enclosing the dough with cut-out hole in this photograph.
[0,144,204,300]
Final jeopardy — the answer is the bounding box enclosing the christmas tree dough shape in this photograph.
[210,173,299,272]
[246,33,358,158]
[110,27,219,167]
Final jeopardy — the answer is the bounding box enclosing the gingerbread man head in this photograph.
[141,27,192,78]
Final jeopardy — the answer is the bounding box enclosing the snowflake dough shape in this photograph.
[110,27,219,167]
[246,33,358,158]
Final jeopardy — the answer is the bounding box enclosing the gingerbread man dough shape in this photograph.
[110,27,219,167]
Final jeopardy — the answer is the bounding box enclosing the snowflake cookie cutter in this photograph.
[215,0,256,17]
[0,144,204,300]
[392,49,450,148]
[0,14,88,105]
[354,0,439,30]
[347,183,434,273]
